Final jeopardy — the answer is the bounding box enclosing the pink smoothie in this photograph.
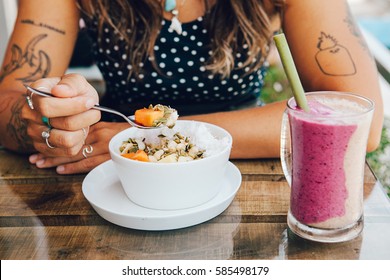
[288,98,368,226]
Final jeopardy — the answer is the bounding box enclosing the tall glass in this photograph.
[281,91,374,242]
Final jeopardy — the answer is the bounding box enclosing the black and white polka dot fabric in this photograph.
[84,15,268,119]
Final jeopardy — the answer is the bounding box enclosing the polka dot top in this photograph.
[84,15,268,120]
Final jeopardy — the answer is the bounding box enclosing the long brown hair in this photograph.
[77,0,284,79]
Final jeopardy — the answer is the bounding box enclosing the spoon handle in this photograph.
[24,84,134,125]
[24,84,55,98]
[93,104,134,125]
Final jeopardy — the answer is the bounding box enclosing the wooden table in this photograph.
[1,148,390,260]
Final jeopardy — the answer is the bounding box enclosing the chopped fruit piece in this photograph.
[134,104,178,128]
[134,108,165,127]
[121,150,149,162]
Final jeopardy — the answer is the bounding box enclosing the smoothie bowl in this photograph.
[109,120,233,210]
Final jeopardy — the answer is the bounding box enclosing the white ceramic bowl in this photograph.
[109,120,233,210]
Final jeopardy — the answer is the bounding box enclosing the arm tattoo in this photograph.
[21,19,66,35]
[0,34,51,83]
[315,32,357,76]
[7,95,34,152]
[344,3,369,52]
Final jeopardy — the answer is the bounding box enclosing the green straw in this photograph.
[273,33,310,112]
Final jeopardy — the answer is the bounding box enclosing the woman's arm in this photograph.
[0,0,80,152]
[282,0,383,152]
[184,0,383,157]
[181,101,286,159]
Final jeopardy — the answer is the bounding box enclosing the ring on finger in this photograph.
[41,128,55,149]
[26,91,34,110]
[82,144,93,159]
[42,116,52,128]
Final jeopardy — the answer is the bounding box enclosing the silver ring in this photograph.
[26,91,34,110]
[82,144,93,158]
[41,128,55,149]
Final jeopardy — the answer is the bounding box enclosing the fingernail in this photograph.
[29,154,38,163]
[85,98,96,109]
[57,165,65,173]
[55,84,71,92]
[36,159,45,167]
[36,86,50,92]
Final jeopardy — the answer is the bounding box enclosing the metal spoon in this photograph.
[24,85,160,129]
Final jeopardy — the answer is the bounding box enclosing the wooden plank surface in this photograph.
[1,149,390,260]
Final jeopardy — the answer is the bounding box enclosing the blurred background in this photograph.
[0,0,389,195]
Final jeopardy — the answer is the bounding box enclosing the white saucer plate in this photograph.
[82,160,242,230]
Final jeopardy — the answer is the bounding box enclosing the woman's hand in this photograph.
[29,121,129,174]
[22,74,101,164]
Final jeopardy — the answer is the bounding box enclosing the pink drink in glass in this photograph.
[281,92,374,242]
